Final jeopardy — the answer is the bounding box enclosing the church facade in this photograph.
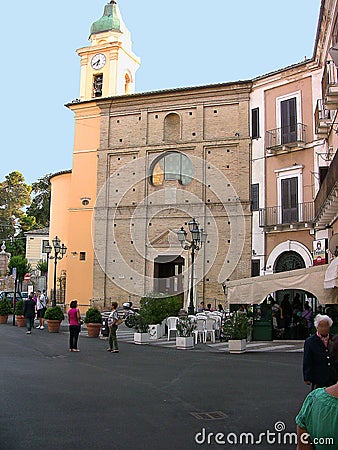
[49,1,252,310]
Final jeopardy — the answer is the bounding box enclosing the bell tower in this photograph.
[77,1,140,100]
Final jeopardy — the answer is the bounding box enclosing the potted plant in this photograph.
[223,312,251,354]
[14,299,26,327]
[84,307,102,338]
[0,298,12,324]
[133,315,150,345]
[44,306,64,333]
[140,294,182,340]
[176,316,196,349]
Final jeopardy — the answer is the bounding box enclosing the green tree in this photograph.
[0,172,32,250]
[7,255,31,288]
[36,259,48,275]
[26,174,51,228]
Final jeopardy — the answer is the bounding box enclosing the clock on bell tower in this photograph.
[76,1,140,100]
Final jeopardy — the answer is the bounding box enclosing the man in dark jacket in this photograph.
[303,314,336,390]
[23,293,36,334]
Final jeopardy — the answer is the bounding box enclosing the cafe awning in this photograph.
[324,258,338,289]
[226,264,338,305]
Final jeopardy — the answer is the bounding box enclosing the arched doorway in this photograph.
[252,288,320,341]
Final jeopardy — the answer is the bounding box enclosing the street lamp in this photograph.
[177,218,207,315]
[45,236,67,307]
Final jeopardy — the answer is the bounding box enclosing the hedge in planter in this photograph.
[176,316,196,349]
[84,307,102,338]
[223,312,251,341]
[139,294,182,325]
[223,312,251,354]
[133,315,150,345]
[0,299,12,324]
[45,306,65,321]
[14,300,26,327]
[45,306,64,333]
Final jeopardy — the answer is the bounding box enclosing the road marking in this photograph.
[248,345,294,352]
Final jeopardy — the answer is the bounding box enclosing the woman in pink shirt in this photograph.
[67,300,81,352]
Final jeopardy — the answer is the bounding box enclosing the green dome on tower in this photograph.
[90,1,121,35]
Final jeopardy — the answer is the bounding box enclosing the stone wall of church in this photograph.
[93,83,252,308]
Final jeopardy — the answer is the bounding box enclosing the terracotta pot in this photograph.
[86,323,101,338]
[0,315,9,324]
[46,319,62,333]
[15,316,27,327]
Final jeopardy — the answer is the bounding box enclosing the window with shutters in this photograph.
[276,92,302,147]
[275,164,303,225]
[251,184,259,211]
[251,260,260,277]
[281,177,298,223]
[251,108,260,139]
[281,98,297,144]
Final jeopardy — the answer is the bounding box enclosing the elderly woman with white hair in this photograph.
[303,314,336,391]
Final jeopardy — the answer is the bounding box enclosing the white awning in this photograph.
[324,258,338,289]
[226,264,338,305]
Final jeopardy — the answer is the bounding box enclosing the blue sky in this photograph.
[0,0,320,184]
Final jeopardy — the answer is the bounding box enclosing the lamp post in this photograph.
[177,219,207,315]
[44,237,67,307]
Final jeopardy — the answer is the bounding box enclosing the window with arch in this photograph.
[164,113,181,141]
[150,151,193,186]
[274,251,305,273]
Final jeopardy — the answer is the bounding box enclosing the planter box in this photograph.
[148,324,163,340]
[86,323,101,338]
[228,339,247,354]
[46,319,62,333]
[176,336,194,349]
[15,316,27,327]
[0,315,9,324]
[134,332,150,345]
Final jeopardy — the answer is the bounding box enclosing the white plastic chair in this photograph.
[167,316,178,340]
[205,317,216,343]
[196,313,207,318]
[193,317,206,343]
[209,313,222,334]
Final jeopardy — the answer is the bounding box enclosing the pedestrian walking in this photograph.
[23,293,36,334]
[296,335,338,449]
[303,314,336,390]
[67,300,81,352]
[301,302,313,337]
[36,290,47,330]
[107,302,119,353]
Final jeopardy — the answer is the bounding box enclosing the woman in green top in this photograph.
[296,335,338,449]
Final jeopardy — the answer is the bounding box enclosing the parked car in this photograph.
[0,291,25,306]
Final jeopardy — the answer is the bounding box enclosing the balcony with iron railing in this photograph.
[259,202,315,229]
[315,149,338,226]
[266,123,307,153]
[322,60,338,110]
[314,99,331,138]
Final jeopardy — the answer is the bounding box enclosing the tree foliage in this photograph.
[36,259,48,275]
[7,255,31,282]
[0,172,32,255]
[0,171,52,257]
[26,174,51,228]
